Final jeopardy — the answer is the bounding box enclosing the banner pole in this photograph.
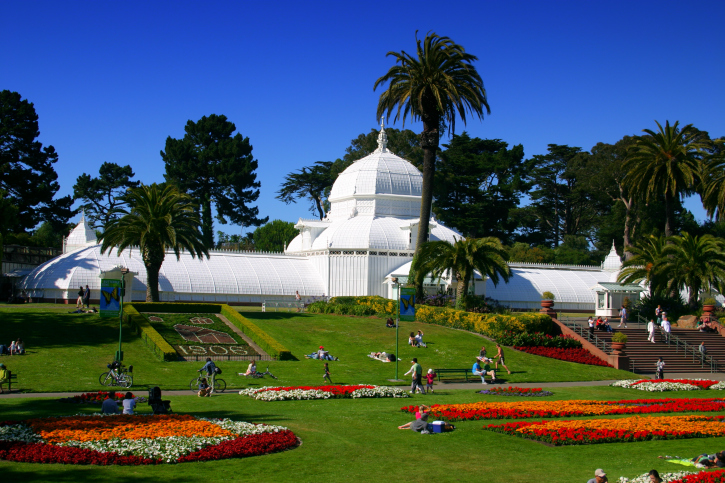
[395,280,400,381]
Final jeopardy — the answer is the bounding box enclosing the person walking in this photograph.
[494,344,511,375]
[655,357,665,379]
[588,317,595,337]
[76,286,84,309]
[647,319,657,343]
[295,290,302,312]
[404,358,424,394]
[661,316,671,344]
[323,362,332,383]
[699,342,707,361]
[655,305,662,325]
[83,285,91,309]
[618,305,628,328]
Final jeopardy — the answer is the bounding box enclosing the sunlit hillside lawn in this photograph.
[2,387,725,482]
[0,304,636,393]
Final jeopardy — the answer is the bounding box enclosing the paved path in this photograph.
[3,373,724,398]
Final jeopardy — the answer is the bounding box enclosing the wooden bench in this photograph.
[1,371,16,392]
[434,368,471,382]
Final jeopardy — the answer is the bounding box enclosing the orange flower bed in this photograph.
[25,414,233,443]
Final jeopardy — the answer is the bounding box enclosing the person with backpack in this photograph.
[198,358,219,393]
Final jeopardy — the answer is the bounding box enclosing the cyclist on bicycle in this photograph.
[198,358,218,393]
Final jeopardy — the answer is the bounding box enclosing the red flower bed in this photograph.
[60,391,133,404]
[178,430,298,463]
[631,379,719,389]
[670,469,725,482]
[258,385,374,395]
[482,386,544,395]
[400,397,725,421]
[514,346,611,367]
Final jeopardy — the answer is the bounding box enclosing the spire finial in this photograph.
[376,119,388,153]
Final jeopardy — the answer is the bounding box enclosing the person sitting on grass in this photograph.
[0,363,9,394]
[101,394,119,414]
[240,360,257,376]
[415,330,427,348]
[14,339,24,355]
[586,468,607,483]
[648,470,662,483]
[398,405,431,432]
[386,318,396,328]
[198,377,212,397]
[121,392,136,414]
[305,346,338,361]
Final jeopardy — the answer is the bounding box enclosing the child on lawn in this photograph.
[425,369,435,393]
[323,363,332,383]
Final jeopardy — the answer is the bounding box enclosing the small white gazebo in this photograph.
[591,282,645,317]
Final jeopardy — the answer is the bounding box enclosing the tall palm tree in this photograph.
[617,235,668,296]
[660,232,725,308]
[374,32,490,272]
[411,237,510,310]
[623,120,706,236]
[99,183,208,302]
[702,147,725,220]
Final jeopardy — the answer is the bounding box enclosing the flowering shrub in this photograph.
[497,332,581,348]
[415,306,553,340]
[477,386,553,397]
[484,415,725,445]
[514,346,611,366]
[612,379,720,391]
[0,414,297,465]
[401,397,725,421]
[239,385,408,401]
[59,391,140,404]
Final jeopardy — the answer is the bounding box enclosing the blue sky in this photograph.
[2,0,723,236]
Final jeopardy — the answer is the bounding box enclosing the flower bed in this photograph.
[483,414,725,445]
[618,471,700,483]
[612,379,722,391]
[401,398,725,421]
[59,391,140,404]
[0,414,297,464]
[497,332,581,348]
[476,386,553,397]
[239,385,408,401]
[513,346,612,367]
[666,469,725,483]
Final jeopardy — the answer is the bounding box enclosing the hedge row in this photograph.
[127,303,223,313]
[415,305,553,340]
[307,301,378,317]
[123,304,177,361]
[219,305,292,360]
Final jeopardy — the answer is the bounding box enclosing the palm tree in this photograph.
[374,32,490,269]
[623,120,706,236]
[660,232,725,308]
[617,235,668,296]
[411,237,510,310]
[702,147,725,220]
[99,183,208,302]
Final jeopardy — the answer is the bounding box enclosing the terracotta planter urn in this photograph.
[540,300,556,317]
[611,342,626,354]
[703,304,715,316]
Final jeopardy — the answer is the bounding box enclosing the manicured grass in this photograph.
[0,304,637,393]
[2,387,725,482]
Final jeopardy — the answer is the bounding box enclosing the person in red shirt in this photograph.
[425,369,435,393]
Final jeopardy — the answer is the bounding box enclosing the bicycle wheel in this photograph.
[119,374,133,389]
[190,377,200,393]
[268,373,278,380]
[99,372,114,386]
[213,379,226,393]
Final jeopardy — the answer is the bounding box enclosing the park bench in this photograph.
[2,371,17,392]
[433,368,471,382]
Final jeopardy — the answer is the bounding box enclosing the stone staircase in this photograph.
[560,317,723,374]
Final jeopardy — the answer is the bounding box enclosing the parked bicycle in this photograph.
[99,361,133,388]
[189,373,226,393]
[240,365,278,380]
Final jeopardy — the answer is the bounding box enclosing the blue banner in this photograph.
[100,279,122,317]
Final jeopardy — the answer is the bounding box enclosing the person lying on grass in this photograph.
[398,405,430,431]
[658,451,725,468]
[368,352,395,362]
[305,346,338,361]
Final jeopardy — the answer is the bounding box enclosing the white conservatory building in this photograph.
[18,125,631,311]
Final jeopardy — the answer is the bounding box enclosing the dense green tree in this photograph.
[702,139,725,221]
[660,232,725,308]
[433,133,527,243]
[412,237,510,310]
[251,220,298,252]
[73,162,140,229]
[277,162,334,220]
[617,234,668,296]
[216,231,255,250]
[375,32,490,282]
[99,184,208,302]
[506,242,553,263]
[0,90,73,233]
[161,114,267,248]
[523,145,598,247]
[342,127,423,168]
[623,121,707,237]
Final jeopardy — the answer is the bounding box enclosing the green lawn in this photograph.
[0,304,635,392]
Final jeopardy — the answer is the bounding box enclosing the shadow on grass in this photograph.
[0,468,167,483]
[243,312,316,321]
[1,311,128,349]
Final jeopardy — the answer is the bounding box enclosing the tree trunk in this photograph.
[455,272,466,310]
[313,194,325,220]
[143,246,165,302]
[201,192,214,249]
[664,192,674,238]
[621,194,634,261]
[415,120,439,299]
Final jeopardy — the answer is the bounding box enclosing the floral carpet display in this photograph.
[239,385,409,401]
[476,386,553,397]
[513,346,612,366]
[483,414,725,445]
[59,391,146,405]
[401,398,725,421]
[618,470,701,483]
[612,379,725,391]
[0,414,297,465]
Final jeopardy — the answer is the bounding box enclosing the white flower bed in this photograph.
[710,381,725,390]
[611,380,702,391]
[0,424,42,443]
[239,385,409,401]
[618,470,698,483]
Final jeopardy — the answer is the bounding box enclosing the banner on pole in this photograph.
[100,279,122,318]
[400,287,416,321]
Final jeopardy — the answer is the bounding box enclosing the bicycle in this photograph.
[239,365,278,380]
[189,373,226,393]
[99,363,133,389]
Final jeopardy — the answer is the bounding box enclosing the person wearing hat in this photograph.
[404,358,424,394]
[587,468,607,483]
[0,363,9,394]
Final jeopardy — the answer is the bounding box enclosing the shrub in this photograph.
[611,332,628,343]
[129,303,223,313]
[541,291,555,300]
[496,331,581,348]
[415,305,553,340]
[703,297,718,306]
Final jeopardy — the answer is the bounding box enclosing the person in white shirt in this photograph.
[122,392,136,415]
[662,317,671,343]
[415,330,426,348]
[647,319,657,343]
[618,305,628,328]
[588,317,595,336]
